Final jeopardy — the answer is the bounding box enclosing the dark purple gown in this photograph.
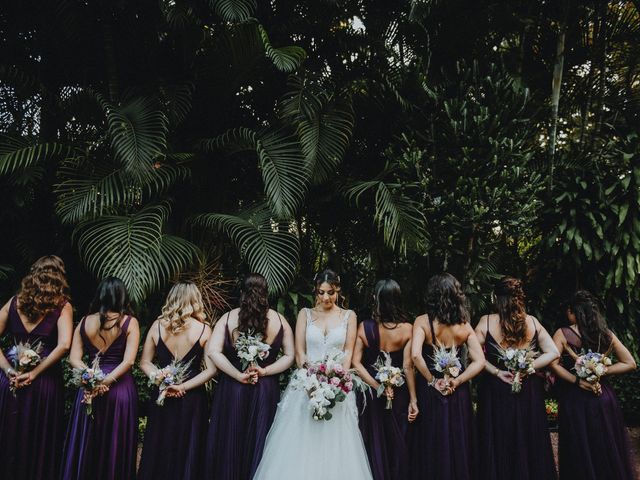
[61,316,138,480]
[205,317,284,480]
[0,297,67,479]
[557,327,635,480]
[138,323,209,480]
[358,319,409,480]
[477,317,556,480]
[409,316,475,480]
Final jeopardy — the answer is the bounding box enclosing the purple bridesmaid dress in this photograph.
[0,297,67,479]
[477,317,556,480]
[409,316,475,480]
[557,327,635,480]
[358,319,409,480]
[138,323,209,480]
[61,316,138,480]
[204,316,284,480]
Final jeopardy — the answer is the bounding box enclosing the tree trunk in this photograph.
[549,27,566,189]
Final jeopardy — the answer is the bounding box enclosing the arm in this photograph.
[342,311,358,370]
[605,332,637,376]
[103,318,140,386]
[411,316,434,383]
[0,300,17,380]
[475,316,514,385]
[550,329,605,395]
[448,326,485,390]
[139,321,159,378]
[351,324,379,390]
[15,303,74,387]
[255,317,295,377]
[169,326,217,394]
[207,316,254,384]
[294,309,308,368]
[403,337,418,422]
[68,322,87,370]
[532,318,560,371]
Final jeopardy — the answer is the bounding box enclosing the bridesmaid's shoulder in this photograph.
[414,313,429,326]
[1,297,13,313]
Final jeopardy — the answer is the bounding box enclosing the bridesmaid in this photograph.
[475,276,559,480]
[550,290,636,480]
[205,273,294,479]
[409,273,485,480]
[0,255,73,480]
[352,278,418,480]
[138,282,216,480]
[61,277,140,480]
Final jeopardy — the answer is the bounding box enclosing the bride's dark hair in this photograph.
[313,269,345,307]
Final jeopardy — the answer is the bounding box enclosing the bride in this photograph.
[253,269,373,479]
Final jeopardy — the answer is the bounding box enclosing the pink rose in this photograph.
[343,381,354,392]
[319,364,326,373]
[333,365,345,376]
[330,377,340,386]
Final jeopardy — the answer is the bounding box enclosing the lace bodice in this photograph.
[304,308,351,362]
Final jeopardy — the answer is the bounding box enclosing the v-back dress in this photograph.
[138,322,209,480]
[61,316,138,480]
[0,297,67,479]
[253,308,373,480]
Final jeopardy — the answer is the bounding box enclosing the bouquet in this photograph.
[574,350,611,388]
[493,343,539,393]
[6,340,43,395]
[292,350,367,421]
[70,356,106,416]
[234,329,270,384]
[149,357,194,406]
[432,342,462,393]
[373,352,405,409]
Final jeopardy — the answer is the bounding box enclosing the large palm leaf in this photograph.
[192,204,299,295]
[200,128,308,218]
[346,175,428,255]
[76,203,198,302]
[0,135,68,175]
[258,24,307,73]
[104,96,168,181]
[210,0,257,22]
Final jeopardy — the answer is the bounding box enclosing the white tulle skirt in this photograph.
[253,381,373,479]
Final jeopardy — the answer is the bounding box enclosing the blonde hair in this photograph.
[157,282,207,334]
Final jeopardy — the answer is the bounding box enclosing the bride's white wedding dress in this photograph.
[253,308,373,479]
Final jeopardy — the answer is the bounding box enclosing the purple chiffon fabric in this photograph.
[357,319,409,480]
[557,327,635,480]
[204,318,284,480]
[137,324,209,480]
[61,316,138,480]
[477,327,556,480]
[0,297,66,479]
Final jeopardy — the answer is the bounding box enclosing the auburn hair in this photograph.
[494,276,527,346]
[17,255,70,323]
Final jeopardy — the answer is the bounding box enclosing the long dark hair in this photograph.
[237,273,269,334]
[494,276,527,346]
[18,255,70,322]
[373,279,408,327]
[568,290,612,351]
[425,273,469,325]
[313,268,344,307]
[88,277,132,336]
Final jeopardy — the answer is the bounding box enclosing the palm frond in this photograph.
[258,24,307,73]
[104,96,168,181]
[0,135,68,176]
[192,204,299,295]
[159,82,194,126]
[210,0,257,22]
[76,203,199,302]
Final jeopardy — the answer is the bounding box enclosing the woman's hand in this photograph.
[165,384,187,398]
[236,371,258,384]
[383,385,394,401]
[578,379,601,395]
[83,384,109,403]
[445,377,459,395]
[496,370,514,385]
[248,365,268,377]
[408,401,419,422]
[13,370,37,388]
[433,378,449,396]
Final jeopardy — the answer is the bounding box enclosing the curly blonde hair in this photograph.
[17,255,70,323]
[157,282,207,334]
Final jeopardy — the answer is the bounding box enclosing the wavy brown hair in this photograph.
[425,273,469,325]
[17,255,70,323]
[158,282,207,335]
[373,279,409,326]
[237,274,269,335]
[567,290,612,352]
[494,276,527,346]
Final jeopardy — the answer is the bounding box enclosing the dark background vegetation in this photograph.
[1,0,639,420]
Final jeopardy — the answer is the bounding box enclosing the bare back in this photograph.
[158,318,209,359]
[361,322,412,352]
[481,313,538,348]
[223,307,283,344]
